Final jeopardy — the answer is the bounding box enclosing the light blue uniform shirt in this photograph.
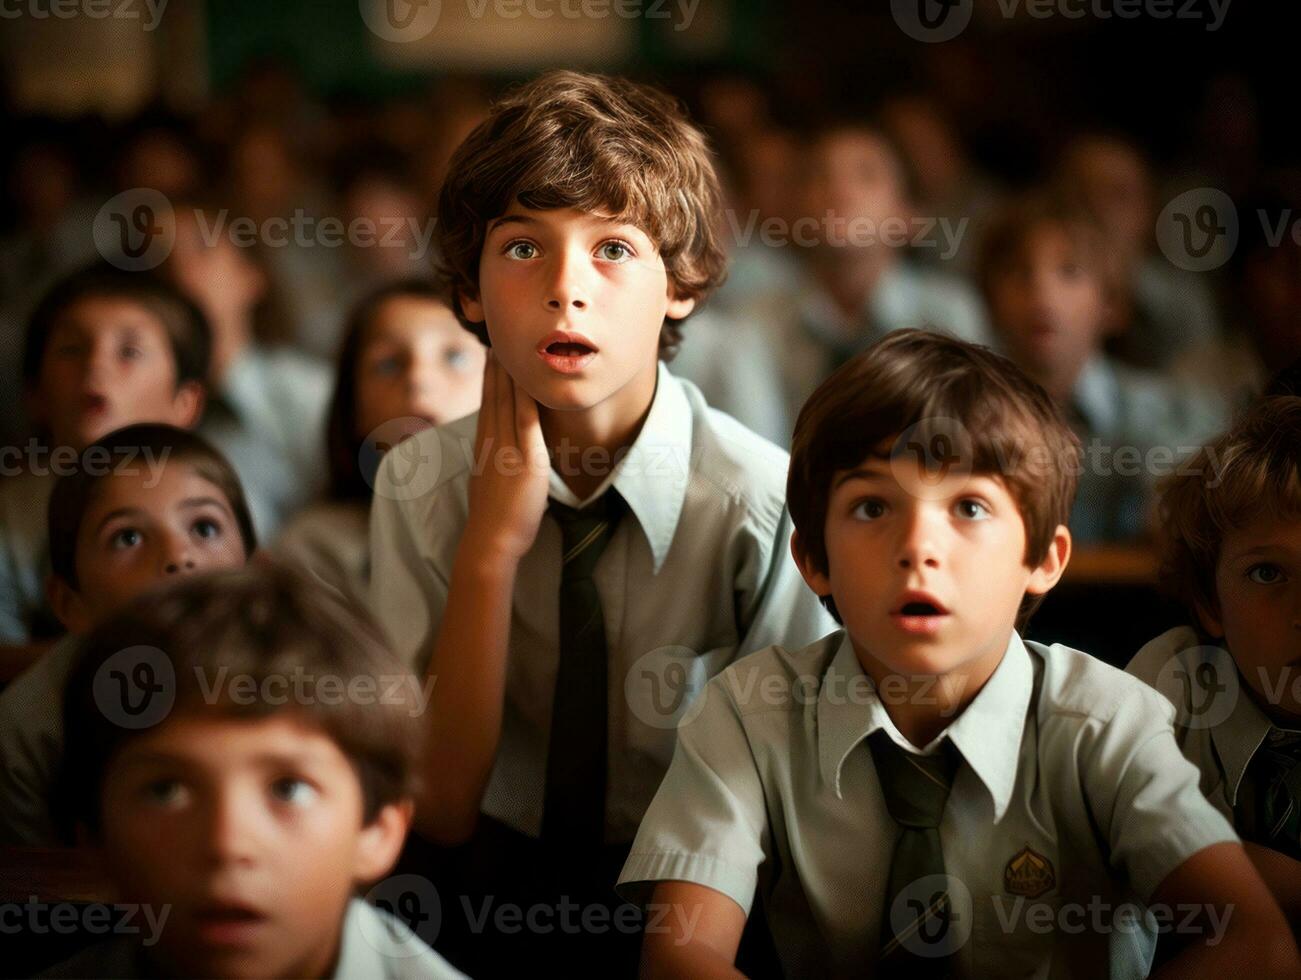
[619,629,1238,978]
[369,362,835,843]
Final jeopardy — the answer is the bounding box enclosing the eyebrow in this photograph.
[114,749,323,772]
[486,214,539,235]
[832,467,888,490]
[94,497,233,534]
[1227,544,1292,560]
[486,212,638,236]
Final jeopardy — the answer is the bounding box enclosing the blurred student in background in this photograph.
[159,202,330,539]
[275,279,484,608]
[979,191,1224,545]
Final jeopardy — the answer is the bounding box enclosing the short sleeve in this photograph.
[616,677,769,915]
[368,443,448,672]
[1082,686,1239,902]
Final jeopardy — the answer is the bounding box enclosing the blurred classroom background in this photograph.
[2,0,1299,661]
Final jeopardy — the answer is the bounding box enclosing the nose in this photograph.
[543,245,589,313]
[161,529,197,576]
[85,338,115,384]
[407,350,438,394]
[203,785,260,867]
[896,504,942,571]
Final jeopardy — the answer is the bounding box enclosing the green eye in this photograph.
[599,241,632,262]
[506,241,537,260]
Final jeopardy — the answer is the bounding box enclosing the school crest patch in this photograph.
[1004,845,1055,899]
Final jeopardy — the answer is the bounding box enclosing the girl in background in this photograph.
[275,279,485,606]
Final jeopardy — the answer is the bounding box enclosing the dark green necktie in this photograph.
[869,729,961,978]
[541,490,626,849]
[1238,729,1301,860]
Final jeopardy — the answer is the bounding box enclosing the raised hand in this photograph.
[462,351,553,562]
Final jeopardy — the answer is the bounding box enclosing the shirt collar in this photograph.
[330,897,437,978]
[1211,657,1274,806]
[941,631,1033,822]
[816,629,1032,822]
[546,361,692,574]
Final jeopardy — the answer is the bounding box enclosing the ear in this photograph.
[1195,598,1225,640]
[352,799,413,885]
[459,289,485,325]
[790,530,833,603]
[170,381,205,430]
[664,281,696,321]
[1025,524,1071,597]
[47,574,95,635]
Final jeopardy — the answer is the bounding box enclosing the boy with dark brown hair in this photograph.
[43,564,465,979]
[619,330,1296,978]
[1128,396,1301,933]
[370,69,832,972]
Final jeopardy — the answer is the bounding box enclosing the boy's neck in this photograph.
[852,629,1013,749]
[812,246,897,325]
[539,360,659,501]
[1023,353,1090,410]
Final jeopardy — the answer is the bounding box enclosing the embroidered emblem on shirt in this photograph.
[1004,845,1055,899]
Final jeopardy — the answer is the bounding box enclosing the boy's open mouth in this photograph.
[890,591,950,635]
[192,901,270,945]
[546,342,595,356]
[537,330,600,373]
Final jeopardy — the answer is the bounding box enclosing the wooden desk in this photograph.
[0,847,114,904]
[1060,544,1160,586]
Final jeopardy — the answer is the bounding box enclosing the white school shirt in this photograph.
[368,362,835,843]
[618,629,1238,979]
[1068,354,1226,545]
[199,344,331,540]
[274,499,371,611]
[1126,626,1280,828]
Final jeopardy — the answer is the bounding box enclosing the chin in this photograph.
[527,377,605,412]
[879,647,957,680]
